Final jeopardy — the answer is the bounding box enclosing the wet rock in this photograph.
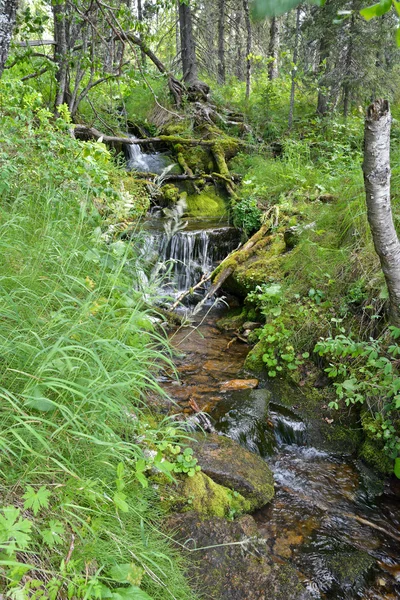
[242,321,262,331]
[179,472,251,517]
[167,512,312,600]
[210,388,275,457]
[327,548,375,591]
[191,432,274,509]
[220,378,259,391]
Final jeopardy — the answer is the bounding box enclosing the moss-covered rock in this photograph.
[185,187,227,217]
[216,308,246,332]
[244,340,266,373]
[191,433,274,510]
[359,439,393,474]
[180,472,251,517]
[161,183,180,205]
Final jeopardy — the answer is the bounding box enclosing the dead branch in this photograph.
[192,224,272,314]
[170,273,213,310]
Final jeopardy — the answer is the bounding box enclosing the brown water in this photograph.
[162,307,400,600]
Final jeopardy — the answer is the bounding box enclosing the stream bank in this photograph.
[160,306,400,600]
[129,135,400,599]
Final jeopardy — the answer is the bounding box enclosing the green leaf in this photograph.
[23,485,51,516]
[23,385,55,412]
[394,0,400,16]
[0,507,32,555]
[394,457,400,478]
[396,26,400,47]
[112,586,153,600]
[41,520,65,548]
[113,492,129,513]
[110,563,144,586]
[360,2,388,21]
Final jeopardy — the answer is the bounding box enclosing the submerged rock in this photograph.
[191,432,274,509]
[220,378,259,391]
[167,512,312,600]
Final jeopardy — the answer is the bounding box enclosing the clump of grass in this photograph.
[0,81,197,599]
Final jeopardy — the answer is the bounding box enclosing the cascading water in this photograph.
[144,218,241,293]
[125,135,177,174]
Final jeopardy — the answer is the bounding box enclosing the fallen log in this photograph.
[73,125,239,148]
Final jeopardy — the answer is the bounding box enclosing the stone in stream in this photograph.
[220,378,259,391]
[167,512,313,600]
[191,433,274,510]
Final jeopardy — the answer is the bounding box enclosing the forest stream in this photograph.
[163,305,400,599]
[138,182,400,598]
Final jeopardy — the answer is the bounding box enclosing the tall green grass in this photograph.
[0,81,197,599]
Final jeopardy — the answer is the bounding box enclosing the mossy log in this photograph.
[73,125,248,149]
[211,142,237,197]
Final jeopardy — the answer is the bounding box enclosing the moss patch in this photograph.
[359,439,393,474]
[181,472,251,518]
[185,187,227,217]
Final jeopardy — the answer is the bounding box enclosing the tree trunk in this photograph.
[137,0,146,67]
[234,7,244,81]
[268,17,280,80]
[0,0,18,77]
[179,0,198,85]
[363,99,400,325]
[288,7,300,129]
[343,10,355,118]
[217,0,225,84]
[53,0,69,109]
[243,0,252,99]
[316,33,329,116]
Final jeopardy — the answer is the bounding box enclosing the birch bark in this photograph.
[363,99,400,325]
[0,0,17,77]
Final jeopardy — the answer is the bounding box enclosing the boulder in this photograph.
[179,471,251,518]
[167,512,312,600]
[191,433,274,510]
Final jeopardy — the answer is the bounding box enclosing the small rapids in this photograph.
[136,139,400,599]
[143,217,241,293]
[159,308,400,600]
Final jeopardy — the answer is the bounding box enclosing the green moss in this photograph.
[359,439,393,474]
[325,423,363,454]
[244,341,265,373]
[162,121,193,137]
[181,472,251,518]
[185,187,227,217]
[162,184,180,204]
[185,146,212,173]
[216,308,246,332]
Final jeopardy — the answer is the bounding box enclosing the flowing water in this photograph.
[135,139,400,598]
[160,307,400,599]
[143,217,240,294]
[125,137,178,174]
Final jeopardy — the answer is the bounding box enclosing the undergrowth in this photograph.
[0,81,197,599]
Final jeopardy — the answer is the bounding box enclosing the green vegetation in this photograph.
[184,188,227,217]
[0,81,197,599]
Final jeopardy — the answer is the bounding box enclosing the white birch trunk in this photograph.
[0,0,17,76]
[363,99,400,325]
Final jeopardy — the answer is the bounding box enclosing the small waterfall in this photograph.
[142,220,241,293]
[126,142,150,172]
[125,136,177,174]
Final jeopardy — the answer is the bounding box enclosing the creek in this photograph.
[134,143,400,599]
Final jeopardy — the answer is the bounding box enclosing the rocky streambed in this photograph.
[160,306,400,600]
